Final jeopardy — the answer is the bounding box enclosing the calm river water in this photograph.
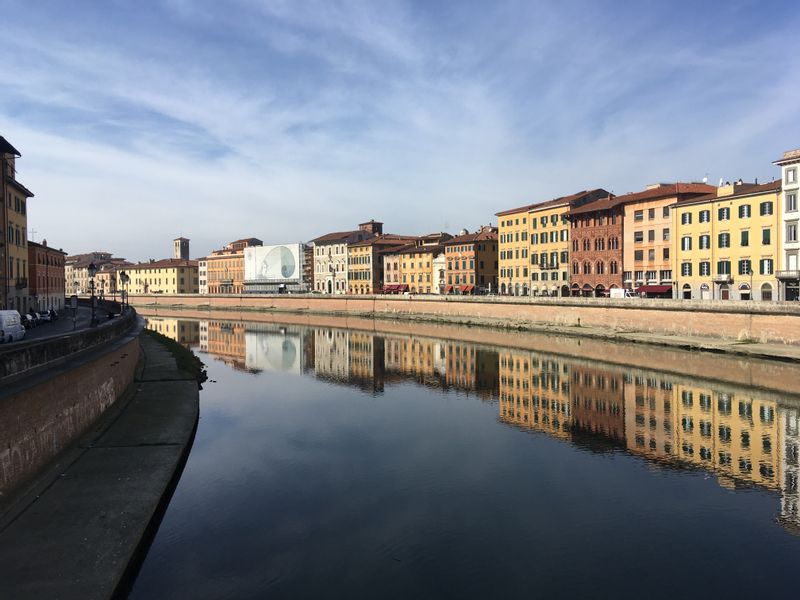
[130,316,800,599]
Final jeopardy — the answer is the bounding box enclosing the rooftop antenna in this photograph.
[718,177,724,187]
[702,173,708,184]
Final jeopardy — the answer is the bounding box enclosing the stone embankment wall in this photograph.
[128,294,800,345]
[138,306,800,397]
[0,309,137,381]
[0,315,140,499]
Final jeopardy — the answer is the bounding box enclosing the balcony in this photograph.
[776,270,800,281]
[712,274,733,284]
[220,278,234,285]
[15,277,27,289]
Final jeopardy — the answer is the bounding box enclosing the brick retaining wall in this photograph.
[127,294,800,345]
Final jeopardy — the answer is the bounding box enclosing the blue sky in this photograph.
[1,0,798,261]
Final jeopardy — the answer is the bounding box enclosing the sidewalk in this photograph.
[0,333,199,600]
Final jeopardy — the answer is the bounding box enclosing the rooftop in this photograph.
[496,188,609,217]
[129,258,198,270]
[444,227,498,245]
[672,180,782,207]
[0,135,21,157]
[774,148,800,165]
[5,176,34,198]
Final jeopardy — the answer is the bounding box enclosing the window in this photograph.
[739,204,751,218]
[681,236,692,251]
[788,168,798,184]
[681,262,692,277]
[663,206,670,218]
[738,259,751,276]
[760,201,774,216]
[787,222,798,243]
[634,250,643,261]
[741,230,749,247]
[660,269,672,280]
[717,260,731,275]
[610,261,618,274]
[762,228,771,245]
[623,270,632,281]
[662,228,670,241]
[788,193,798,212]
[760,258,774,275]
[648,208,655,220]
[648,229,655,242]
[699,210,710,223]
[634,231,644,243]
[718,207,730,220]
[699,234,710,249]
[663,248,670,260]
[699,261,710,276]
[681,212,692,225]
[718,232,730,248]
[648,249,655,261]
[634,210,644,222]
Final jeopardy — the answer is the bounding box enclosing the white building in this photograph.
[432,251,446,294]
[775,149,800,300]
[310,220,382,294]
[198,259,208,295]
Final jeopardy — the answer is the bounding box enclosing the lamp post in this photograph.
[748,268,754,301]
[88,262,98,326]
[119,271,130,311]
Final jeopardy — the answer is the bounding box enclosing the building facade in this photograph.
[443,226,498,294]
[2,136,33,313]
[529,189,608,297]
[199,259,208,295]
[672,181,781,301]
[311,221,381,294]
[348,235,417,294]
[620,183,714,294]
[568,194,624,296]
[27,240,66,311]
[775,149,800,300]
[120,258,199,294]
[206,238,262,294]
[496,205,530,296]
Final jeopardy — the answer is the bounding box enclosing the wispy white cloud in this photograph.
[1,0,798,260]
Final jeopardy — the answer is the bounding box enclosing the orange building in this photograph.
[443,226,498,294]
[348,234,417,294]
[618,183,714,293]
[206,238,262,294]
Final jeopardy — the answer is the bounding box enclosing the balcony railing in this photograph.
[776,270,800,281]
[712,274,733,284]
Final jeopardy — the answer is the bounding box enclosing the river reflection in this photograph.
[134,316,800,598]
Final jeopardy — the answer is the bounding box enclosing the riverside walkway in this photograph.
[0,333,199,599]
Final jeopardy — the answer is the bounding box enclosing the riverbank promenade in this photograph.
[0,332,199,600]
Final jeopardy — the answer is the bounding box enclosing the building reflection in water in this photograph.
[183,318,800,533]
[145,317,199,346]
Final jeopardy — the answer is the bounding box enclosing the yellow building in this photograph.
[348,235,416,294]
[119,258,199,295]
[397,244,442,294]
[672,181,781,301]
[2,137,34,313]
[495,205,530,296]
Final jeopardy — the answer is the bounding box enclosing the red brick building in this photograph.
[568,194,624,296]
[28,239,67,311]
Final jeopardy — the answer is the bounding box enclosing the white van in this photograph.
[0,310,26,343]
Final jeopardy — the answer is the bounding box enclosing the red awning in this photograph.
[444,285,453,293]
[635,285,672,294]
[463,285,474,293]
[397,284,409,292]
[383,285,396,293]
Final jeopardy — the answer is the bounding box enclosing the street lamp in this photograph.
[119,271,130,311]
[88,262,98,326]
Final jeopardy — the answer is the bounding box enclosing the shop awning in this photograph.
[635,285,672,294]
[396,284,409,292]
[463,284,475,293]
[383,285,397,293]
[444,285,454,293]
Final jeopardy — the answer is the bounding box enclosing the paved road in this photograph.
[7,306,117,345]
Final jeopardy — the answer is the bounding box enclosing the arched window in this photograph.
[609,261,618,274]
[596,261,605,275]
[583,261,591,275]
[572,261,579,275]
[595,238,605,251]
[572,240,578,252]
[583,239,590,251]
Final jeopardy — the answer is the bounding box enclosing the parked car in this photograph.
[22,313,36,329]
[0,310,26,343]
[37,311,52,323]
